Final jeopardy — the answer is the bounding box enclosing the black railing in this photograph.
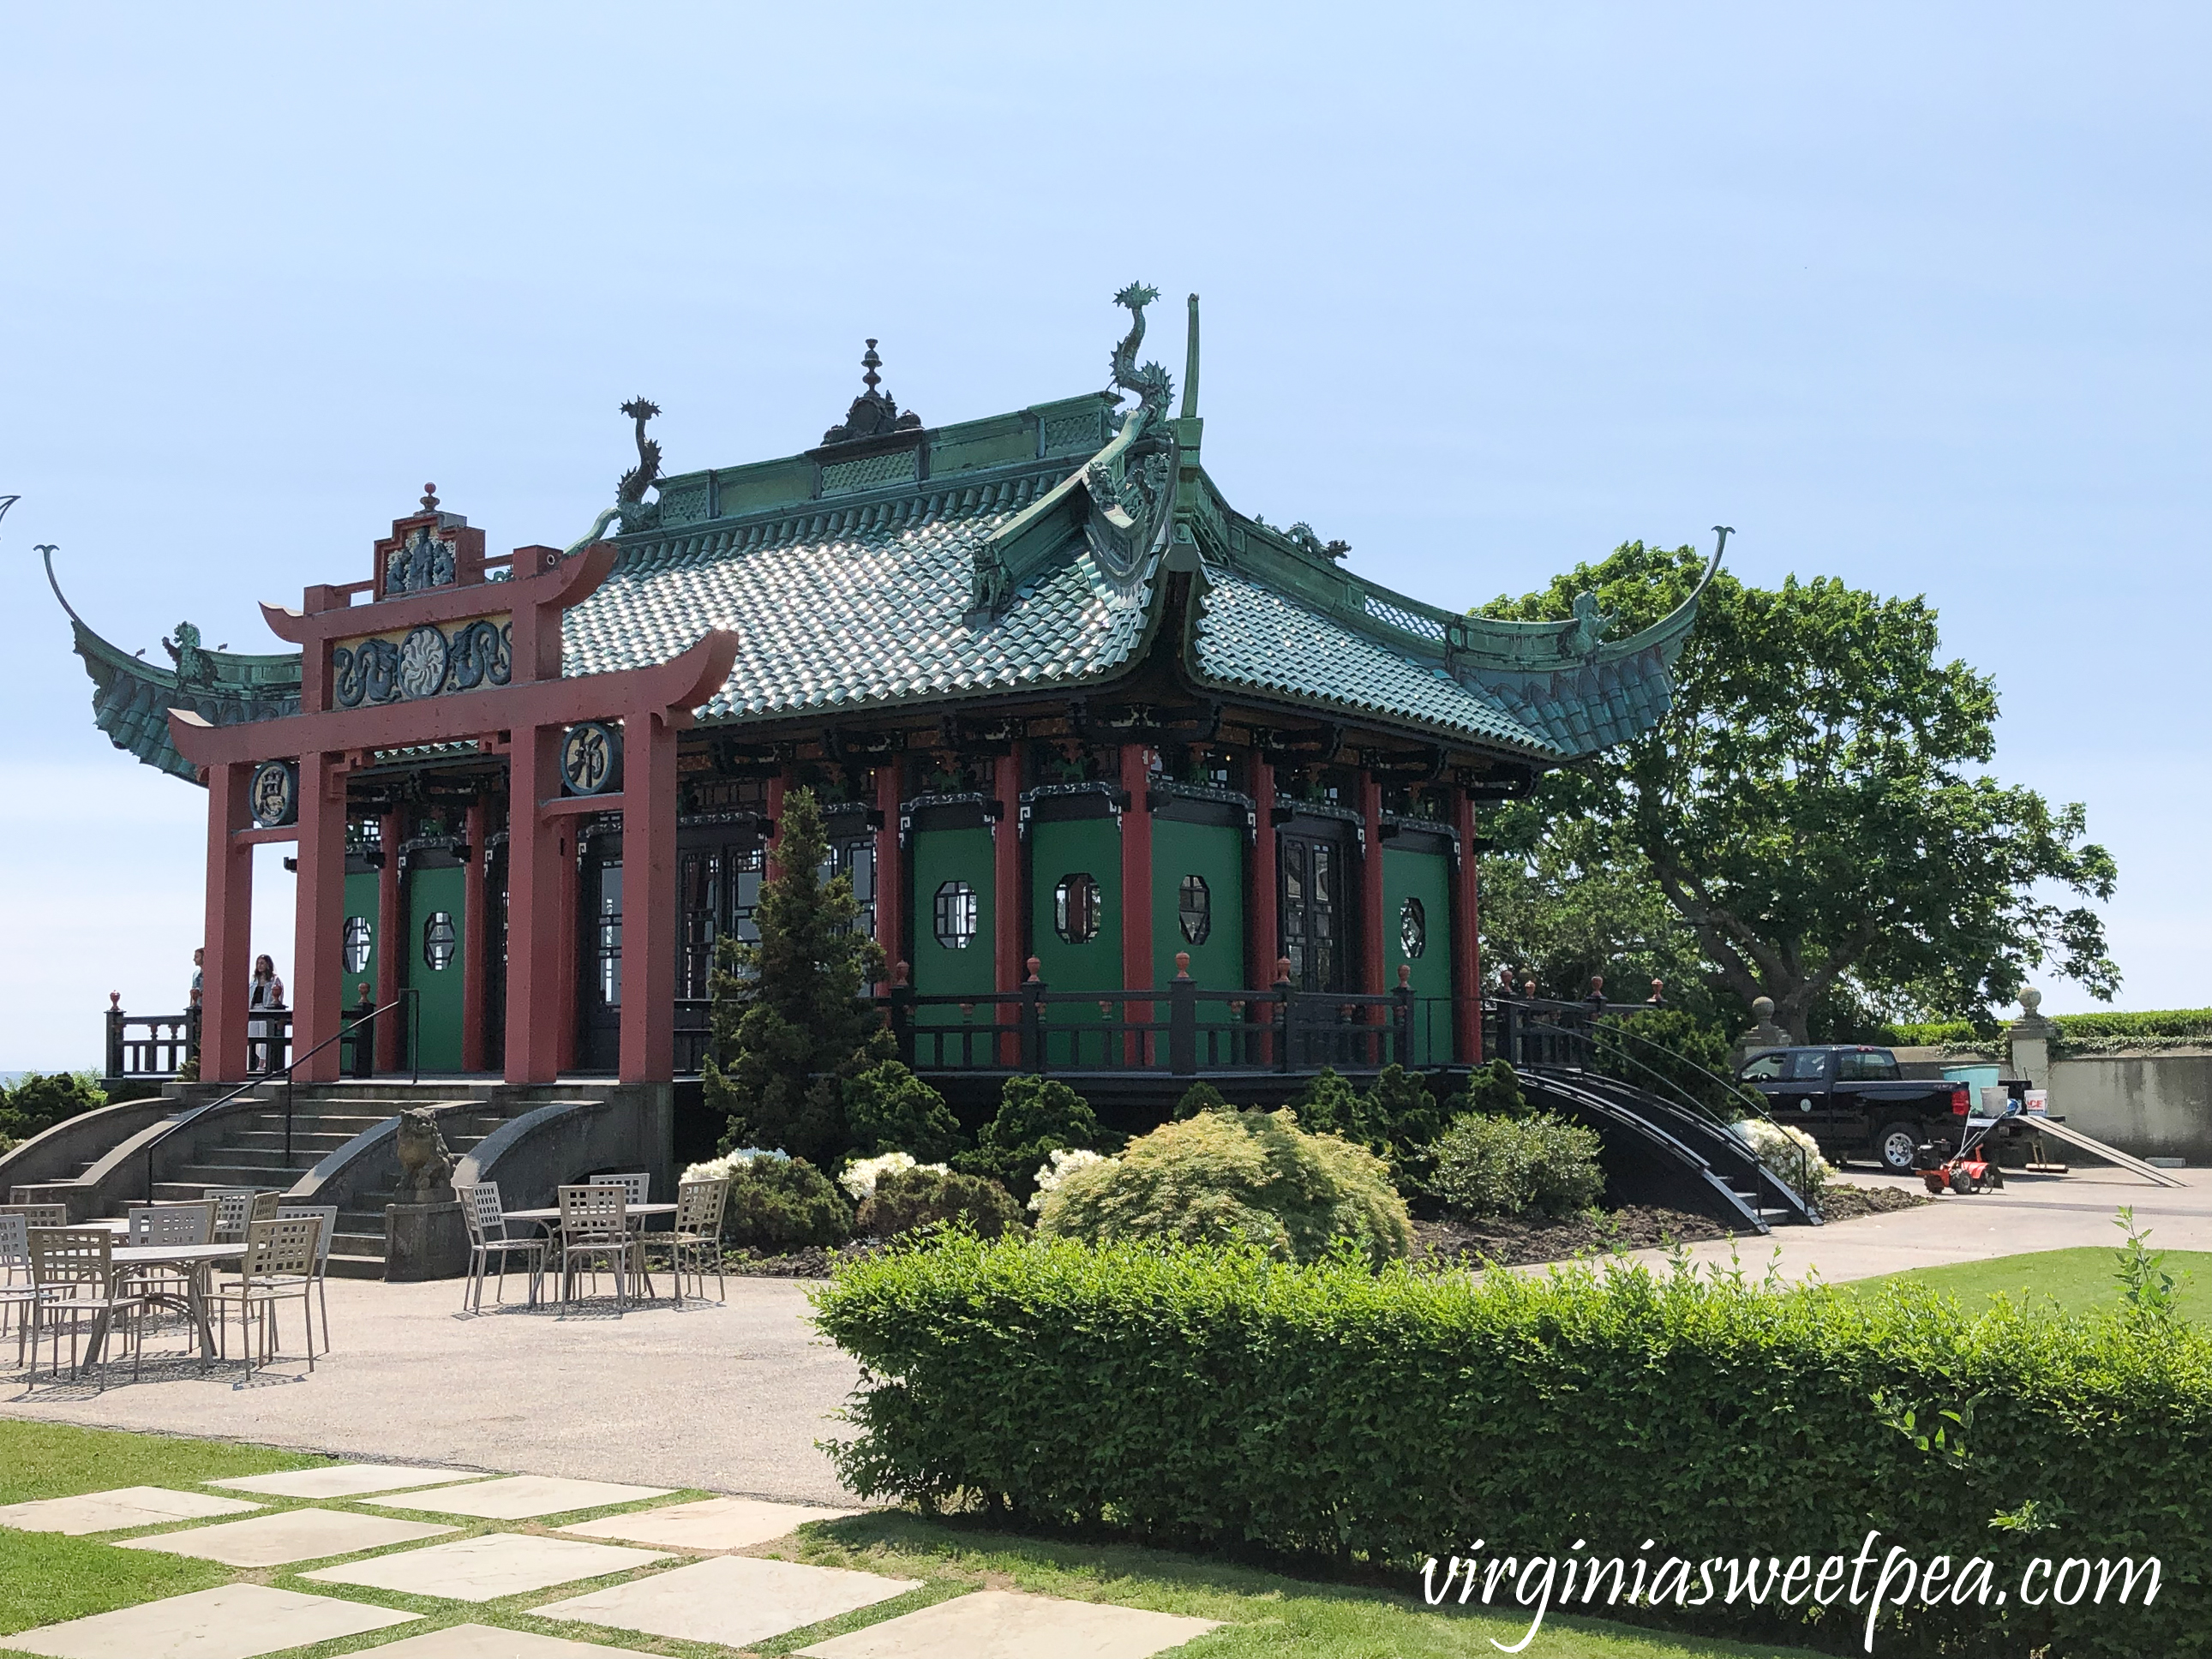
[138,991,420,1200]
[878,971,1417,1078]
[1486,996,1816,1206]
[105,1004,201,1081]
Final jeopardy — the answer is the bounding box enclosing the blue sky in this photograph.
[2,3,2204,1069]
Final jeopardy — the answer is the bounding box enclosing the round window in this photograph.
[932,880,977,949]
[342,916,374,973]
[1054,873,1101,944]
[1399,896,1426,960]
[422,911,457,970]
[1178,875,1211,946]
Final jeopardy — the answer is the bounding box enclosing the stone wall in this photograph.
[2035,1052,2212,1165]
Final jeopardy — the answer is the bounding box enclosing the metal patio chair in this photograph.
[455,1183,544,1312]
[277,1204,339,1355]
[211,1215,322,1379]
[207,1189,281,1243]
[27,1226,146,1389]
[555,1183,650,1309]
[1,1213,53,1366]
[654,1177,728,1305]
[588,1171,651,1207]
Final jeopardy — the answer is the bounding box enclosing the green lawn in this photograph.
[0,1418,1828,1659]
[1837,1247,2212,1323]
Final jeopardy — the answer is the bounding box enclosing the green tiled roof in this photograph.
[563,461,1162,717]
[45,547,301,780]
[1189,569,1564,757]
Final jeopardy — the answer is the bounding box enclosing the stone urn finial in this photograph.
[1753,995,1775,1021]
[2021,988,2042,1016]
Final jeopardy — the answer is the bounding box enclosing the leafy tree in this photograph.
[704,787,890,1165]
[843,1060,966,1163]
[0,1071,105,1149]
[1481,542,2118,1040]
[955,1075,1114,1202]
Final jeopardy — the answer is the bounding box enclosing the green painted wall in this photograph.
[910,826,996,1007]
[406,865,467,1072]
[1152,819,1244,1009]
[1031,817,1123,1066]
[341,871,381,1004]
[1383,846,1453,1063]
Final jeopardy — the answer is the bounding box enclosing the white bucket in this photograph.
[2024,1089,2049,1114]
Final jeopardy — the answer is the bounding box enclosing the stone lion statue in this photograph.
[395,1107,454,1201]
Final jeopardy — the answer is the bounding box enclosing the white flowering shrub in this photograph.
[1028,1147,1112,1213]
[682,1148,788,1184]
[1729,1117,1832,1203]
[841,1150,950,1201]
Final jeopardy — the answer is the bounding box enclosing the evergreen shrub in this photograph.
[856,1166,1025,1240]
[814,1235,2212,1657]
[724,1154,852,1252]
[843,1060,966,1163]
[1035,1108,1411,1267]
[1430,1111,1604,1218]
[954,1075,1115,1202]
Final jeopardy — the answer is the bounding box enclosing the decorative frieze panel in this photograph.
[384,523,460,594]
[333,614,513,708]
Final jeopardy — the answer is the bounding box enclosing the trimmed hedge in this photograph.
[813,1235,2211,1656]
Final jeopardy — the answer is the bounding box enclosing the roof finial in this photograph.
[1180,294,1201,421]
[421,482,439,512]
[861,339,883,394]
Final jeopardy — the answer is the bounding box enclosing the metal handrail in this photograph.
[1492,997,1814,1206]
[142,990,420,1201]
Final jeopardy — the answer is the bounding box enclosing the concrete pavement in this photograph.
[1619,1165,2212,1285]
[2,1275,862,1505]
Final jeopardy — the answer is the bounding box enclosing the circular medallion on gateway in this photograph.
[396,624,450,698]
[560,721,623,795]
[249,759,298,828]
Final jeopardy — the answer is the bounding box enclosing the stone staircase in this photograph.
[147,1090,516,1279]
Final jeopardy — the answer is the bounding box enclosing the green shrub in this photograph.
[813,1235,2212,1657]
[856,1166,1025,1240]
[843,1061,966,1163]
[1036,1108,1411,1267]
[724,1154,853,1251]
[1283,1066,1361,1137]
[1172,1081,1229,1119]
[1442,1057,1526,1120]
[0,1071,105,1147]
[2053,1007,2212,1056]
[1598,1006,1741,1112]
[953,1075,1114,1202]
[1430,1111,1605,1218]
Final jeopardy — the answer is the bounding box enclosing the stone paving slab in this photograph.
[4,1582,418,1659]
[534,1554,920,1650]
[117,1506,459,1566]
[363,1476,677,1520]
[351,1626,650,1657]
[0,1486,260,1536]
[301,1532,669,1602]
[795,1589,1223,1658]
[207,1464,489,1500]
[558,1494,858,1551]
[351,1637,645,1659]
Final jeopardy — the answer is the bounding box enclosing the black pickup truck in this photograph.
[1736,1045,2004,1174]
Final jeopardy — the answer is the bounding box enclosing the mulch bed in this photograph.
[1817,1183,1933,1222]
[723,1184,1935,1278]
[1411,1206,1729,1270]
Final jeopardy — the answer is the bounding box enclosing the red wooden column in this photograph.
[200,761,255,1084]
[504,727,565,1085]
[992,753,1022,1022]
[1358,770,1387,998]
[375,810,405,1071]
[1448,788,1484,1064]
[460,798,489,1073]
[873,764,903,971]
[618,710,679,1083]
[1118,744,1155,1061]
[291,752,350,1082]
